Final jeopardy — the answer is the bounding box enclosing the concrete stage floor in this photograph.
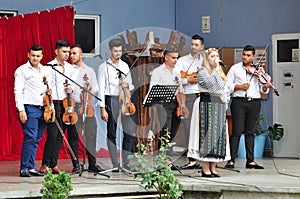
[0,155,300,199]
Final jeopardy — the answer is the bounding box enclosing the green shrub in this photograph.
[40,169,73,199]
[129,130,183,199]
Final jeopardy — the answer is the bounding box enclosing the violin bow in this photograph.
[249,44,269,82]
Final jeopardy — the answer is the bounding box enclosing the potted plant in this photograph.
[238,114,285,158]
[267,123,284,156]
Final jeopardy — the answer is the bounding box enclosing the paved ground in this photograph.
[0,155,300,198]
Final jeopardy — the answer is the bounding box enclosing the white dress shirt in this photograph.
[71,63,98,103]
[97,58,134,107]
[150,64,181,88]
[14,61,52,111]
[226,62,269,98]
[48,58,76,101]
[175,53,203,94]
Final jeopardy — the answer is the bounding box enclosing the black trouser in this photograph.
[230,97,261,163]
[157,100,181,150]
[42,101,79,168]
[105,96,135,167]
[75,103,98,166]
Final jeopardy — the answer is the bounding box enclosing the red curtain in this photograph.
[0,6,76,160]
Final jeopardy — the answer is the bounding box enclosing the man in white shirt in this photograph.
[98,38,136,171]
[69,44,103,173]
[175,34,204,169]
[225,45,272,169]
[14,45,51,177]
[149,46,182,151]
[39,40,79,174]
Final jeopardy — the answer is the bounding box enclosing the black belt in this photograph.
[233,97,261,102]
[53,100,63,103]
[24,104,44,110]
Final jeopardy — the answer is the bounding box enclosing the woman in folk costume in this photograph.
[187,48,230,178]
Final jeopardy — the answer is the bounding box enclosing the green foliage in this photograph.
[268,123,284,141]
[254,114,265,136]
[254,114,285,141]
[129,131,183,199]
[40,169,73,199]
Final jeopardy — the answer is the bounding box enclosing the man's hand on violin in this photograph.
[187,76,198,84]
[264,82,273,90]
[19,110,27,124]
[100,107,108,122]
[65,87,73,94]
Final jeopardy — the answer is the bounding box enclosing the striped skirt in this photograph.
[199,93,227,159]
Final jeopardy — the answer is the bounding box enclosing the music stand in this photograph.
[143,85,182,173]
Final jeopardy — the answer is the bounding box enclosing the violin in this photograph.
[119,75,136,116]
[175,76,189,119]
[62,79,78,125]
[180,71,197,78]
[42,76,56,123]
[78,74,94,117]
[247,64,280,96]
[43,78,77,161]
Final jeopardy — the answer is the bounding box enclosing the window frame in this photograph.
[74,14,101,57]
[0,10,18,18]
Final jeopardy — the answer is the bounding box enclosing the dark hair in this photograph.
[192,34,204,44]
[108,38,123,50]
[163,46,178,57]
[55,40,70,49]
[29,45,42,52]
[70,44,82,50]
[243,45,255,55]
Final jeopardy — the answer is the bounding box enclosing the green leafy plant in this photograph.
[129,130,183,199]
[268,123,284,141]
[254,114,285,141]
[40,169,73,199]
[254,114,265,136]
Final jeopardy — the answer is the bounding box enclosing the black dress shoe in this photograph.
[181,162,198,170]
[212,172,220,177]
[88,164,104,173]
[72,165,81,174]
[246,163,264,169]
[29,170,45,176]
[201,170,213,178]
[224,161,235,169]
[20,170,31,177]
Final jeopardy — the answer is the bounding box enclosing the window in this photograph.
[0,10,18,18]
[74,14,100,57]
